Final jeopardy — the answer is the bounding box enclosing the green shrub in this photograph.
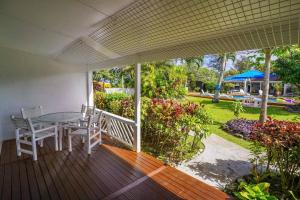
[94,91,131,113]
[94,92,212,163]
[234,182,278,200]
[94,91,106,109]
[142,98,212,163]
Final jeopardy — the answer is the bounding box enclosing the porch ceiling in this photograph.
[1,0,300,68]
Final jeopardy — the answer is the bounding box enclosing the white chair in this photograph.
[201,89,214,97]
[67,114,102,154]
[81,104,96,117]
[21,106,48,146]
[11,115,58,161]
[21,106,44,119]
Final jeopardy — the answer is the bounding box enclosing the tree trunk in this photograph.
[213,53,227,103]
[259,48,271,123]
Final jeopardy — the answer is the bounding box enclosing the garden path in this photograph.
[177,134,252,189]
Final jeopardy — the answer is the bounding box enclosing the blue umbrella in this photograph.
[224,70,274,81]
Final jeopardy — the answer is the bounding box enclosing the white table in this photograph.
[33,112,83,150]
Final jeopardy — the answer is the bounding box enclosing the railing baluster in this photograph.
[96,108,135,148]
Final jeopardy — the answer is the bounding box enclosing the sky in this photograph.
[202,50,259,70]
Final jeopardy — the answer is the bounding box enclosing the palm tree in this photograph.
[184,56,204,69]
[183,56,204,91]
[212,52,236,103]
[259,48,272,123]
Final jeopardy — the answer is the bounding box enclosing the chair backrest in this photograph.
[21,106,44,119]
[81,104,96,116]
[85,115,95,129]
[25,118,36,133]
[10,115,28,130]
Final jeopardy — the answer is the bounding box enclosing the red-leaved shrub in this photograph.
[251,117,300,196]
[251,117,300,148]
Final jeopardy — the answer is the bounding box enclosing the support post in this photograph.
[244,79,247,93]
[283,83,288,96]
[134,63,141,152]
[87,71,94,106]
[259,48,271,123]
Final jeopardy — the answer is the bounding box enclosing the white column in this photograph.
[134,63,141,152]
[244,79,247,93]
[259,82,262,90]
[283,84,288,96]
[87,71,94,106]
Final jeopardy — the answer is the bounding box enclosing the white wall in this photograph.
[0,46,88,141]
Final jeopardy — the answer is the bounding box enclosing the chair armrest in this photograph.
[34,125,57,133]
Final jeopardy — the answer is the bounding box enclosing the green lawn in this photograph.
[186,96,300,150]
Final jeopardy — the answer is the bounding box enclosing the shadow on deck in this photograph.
[0,136,231,200]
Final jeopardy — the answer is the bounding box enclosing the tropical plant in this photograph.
[184,56,204,69]
[211,52,236,103]
[142,98,212,163]
[233,100,245,118]
[94,92,212,163]
[222,118,257,139]
[234,55,254,73]
[251,118,300,196]
[234,182,278,200]
[273,46,300,87]
[249,142,267,183]
[141,63,187,98]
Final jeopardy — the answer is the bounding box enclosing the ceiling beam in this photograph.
[81,36,120,59]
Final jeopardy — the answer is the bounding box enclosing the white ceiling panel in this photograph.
[0,13,73,56]
[0,0,107,38]
[1,0,300,68]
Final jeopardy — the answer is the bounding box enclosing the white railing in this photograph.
[104,88,135,95]
[95,109,136,148]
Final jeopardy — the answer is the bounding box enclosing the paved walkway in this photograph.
[177,134,252,189]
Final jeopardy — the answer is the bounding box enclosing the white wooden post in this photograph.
[244,79,247,93]
[283,83,288,96]
[87,71,94,106]
[133,63,141,152]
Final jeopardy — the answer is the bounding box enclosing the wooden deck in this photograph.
[0,136,231,200]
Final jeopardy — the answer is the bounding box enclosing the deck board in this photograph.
[0,136,231,200]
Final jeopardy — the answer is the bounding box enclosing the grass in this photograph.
[186,96,300,150]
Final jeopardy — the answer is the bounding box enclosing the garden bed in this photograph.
[285,104,300,114]
[222,118,257,140]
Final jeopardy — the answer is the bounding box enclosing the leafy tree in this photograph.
[93,70,113,83]
[224,69,239,77]
[141,63,187,98]
[273,45,300,87]
[94,61,188,99]
[234,56,253,72]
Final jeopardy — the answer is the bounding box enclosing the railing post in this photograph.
[134,63,141,152]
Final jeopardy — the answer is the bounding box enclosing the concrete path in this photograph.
[177,134,252,189]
